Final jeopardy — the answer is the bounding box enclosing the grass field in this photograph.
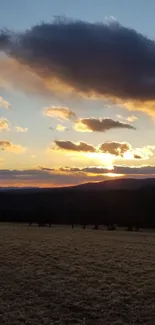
[0,225,155,325]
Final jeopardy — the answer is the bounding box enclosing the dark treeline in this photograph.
[0,187,155,230]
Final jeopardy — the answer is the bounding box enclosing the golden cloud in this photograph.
[44,106,76,120]
[0,118,9,131]
[0,141,26,154]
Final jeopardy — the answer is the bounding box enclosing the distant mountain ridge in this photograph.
[1,177,155,193]
[74,178,155,190]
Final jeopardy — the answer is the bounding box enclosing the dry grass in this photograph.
[0,224,155,325]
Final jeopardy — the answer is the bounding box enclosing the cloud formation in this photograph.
[44,106,76,120]
[99,141,131,156]
[51,139,154,160]
[48,165,155,175]
[0,141,26,153]
[15,126,28,133]
[48,140,155,162]
[54,140,96,152]
[0,118,9,131]
[0,96,10,109]
[1,19,155,114]
[74,117,135,132]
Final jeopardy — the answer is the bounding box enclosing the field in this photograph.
[0,225,155,325]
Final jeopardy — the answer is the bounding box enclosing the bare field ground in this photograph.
[0,224,155,325]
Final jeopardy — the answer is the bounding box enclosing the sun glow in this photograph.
[105,173,124,178]
[86,152,113,167]
[123,151,134,160]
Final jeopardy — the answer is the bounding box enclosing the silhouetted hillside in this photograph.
[75,178,155,190]
[0,178,155,229]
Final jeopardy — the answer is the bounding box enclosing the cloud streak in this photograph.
[1,19,155,114]
[74,117,135,132]
[15,126,28,133]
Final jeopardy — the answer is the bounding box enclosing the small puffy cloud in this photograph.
[0,118,9,131]
[105,16,117,22]
[0,96,10,109]
[44,106,76,121]
[74,117,135,132]
[134,154,142,159]
[56,124,68,132]
[53,140,96,152]
[15,126,28,133]
[0,141,26,153]
[99,141,131,156]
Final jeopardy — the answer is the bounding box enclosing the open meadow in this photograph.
[0,224,155,325]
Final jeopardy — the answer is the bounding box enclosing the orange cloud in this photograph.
[44,106,76,120]
[0,141,26,153]
[0,118,9,131]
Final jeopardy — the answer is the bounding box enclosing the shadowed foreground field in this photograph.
[0,225,155,325]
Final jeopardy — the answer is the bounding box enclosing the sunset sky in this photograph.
[1,0,155,187]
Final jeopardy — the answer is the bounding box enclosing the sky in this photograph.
[1,0,155,187]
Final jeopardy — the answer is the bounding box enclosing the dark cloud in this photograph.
[54,140,96,152]
[1,19,155,113]
[51,140,154,159]
[59,166,110,174]
[0,30,11,50]
[99,141,131,156]
[74,117,135,132]
[113,165,155,175]
[134,154,142,159]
